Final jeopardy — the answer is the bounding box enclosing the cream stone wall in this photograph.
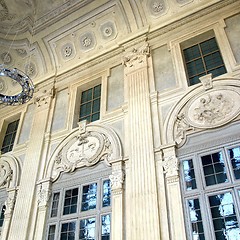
[0,0,240,240]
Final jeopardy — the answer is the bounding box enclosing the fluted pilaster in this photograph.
[124,41,160,240]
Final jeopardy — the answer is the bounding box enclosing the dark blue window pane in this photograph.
[63,188,78,215]
[228,146,240,179]
[81,183,97,212]
[183,160,197,191]
[79,218,96,240]
[102,180,111,207]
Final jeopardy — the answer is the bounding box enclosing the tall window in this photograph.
[79,84,101,123]
[46,178,111,240]
[181,144,240,240]
[1,119,19,154]
[183,37,226,86]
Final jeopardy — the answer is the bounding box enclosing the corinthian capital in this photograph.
[123,43,150,68]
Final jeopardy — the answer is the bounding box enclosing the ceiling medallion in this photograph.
[0,65,34,105]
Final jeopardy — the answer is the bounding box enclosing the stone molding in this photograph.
[46,121,122,181]
[164,77,240,147]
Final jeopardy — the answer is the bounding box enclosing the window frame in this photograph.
[180,143,240,240]
[0,116,21,154]
[46,169,112,240]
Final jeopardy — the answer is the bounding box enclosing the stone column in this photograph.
[7,88,54,240]
[34,179,52,240]
[123,40,161,239]
[109,161,124,240]
[162,146,186,240]
[0,188,17,240]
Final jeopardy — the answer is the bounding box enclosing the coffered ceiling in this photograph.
[0,0,237,98]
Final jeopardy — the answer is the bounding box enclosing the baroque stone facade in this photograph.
[0,1,240,240]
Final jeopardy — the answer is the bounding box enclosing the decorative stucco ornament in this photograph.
[0,160,12,188]
[186,89,239,128]
[53,122,113,179]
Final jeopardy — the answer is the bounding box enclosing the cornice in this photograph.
[147,0,240,40]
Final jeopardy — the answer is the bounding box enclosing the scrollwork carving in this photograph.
[53,128,113,179]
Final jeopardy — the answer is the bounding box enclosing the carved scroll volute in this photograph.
[162,146,179,183]
[109,161,124,195]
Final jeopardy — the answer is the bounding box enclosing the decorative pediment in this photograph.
[47,121,122,181]
[164,76,240,147]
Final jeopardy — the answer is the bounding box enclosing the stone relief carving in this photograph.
[37,187,51,207]
[25,62,36,78]
[0,79,7,94]
[123,43,150,68]
[187,90,238,128]
[5,194,16,216]
[1,52,12,64]
[0,161,12,188]
[148,0,167,16]
[109,169,124,190]
[53,124,113,179]
[172,82,240,146]
[162,155,179,178]
[15,48,27,57]
[34,87,55,108]
[79,32,96,51]
[100,21,117,40]
[61,43,75,59]
[0,0,14,21]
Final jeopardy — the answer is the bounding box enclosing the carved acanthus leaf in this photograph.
[0,161,12,188]
[123,43,150,68]
[162,156,179,178]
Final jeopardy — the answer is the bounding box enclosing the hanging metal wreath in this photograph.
[0,66,34,105]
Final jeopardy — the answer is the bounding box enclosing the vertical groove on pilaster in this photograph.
[128,68,160,239]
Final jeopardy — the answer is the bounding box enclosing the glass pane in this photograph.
[228,146,240,180]
[187,198,205,240]
[0,205,6,227]
[201,152,228,186]
[81,89,92,103]
[60,221,76,240]
[79,217,96,240]
[200,38,219,55]
[183,160,197,191]
[51,192,60,217]
[208,66,226,78]
[63,188,78,215]
[101,214,111,240]
[209,192,240,240]
[204,52,224,70]
[81,183,97,211]
[93,84,101,98]
[102,179,111,207]
[184,45,201,62]
[92,99,100,113]
[91,113,100,122]
[48,225,56,240]
[80,102,92,118]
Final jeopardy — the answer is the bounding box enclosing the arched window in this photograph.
[179,130,240,240]
[46,162,112,240]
